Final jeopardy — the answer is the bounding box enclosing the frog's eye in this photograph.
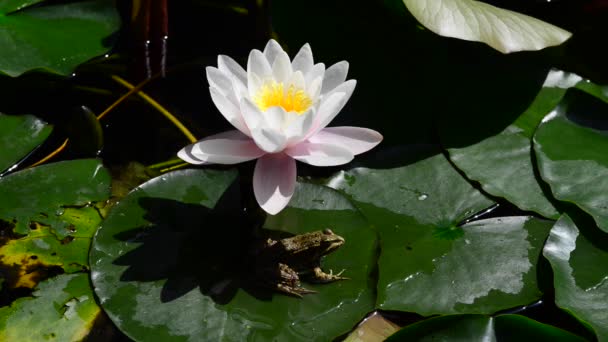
[323,228,333,235]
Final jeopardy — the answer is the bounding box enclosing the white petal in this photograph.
[209,87,250,136]
[308,127,383,155]
[218,55,247,86]
[272,50,293,84]
[250,128,287,153]
[177,130,265,165]
[291,43,313,74]
[305,63,325,85]
[310,79,357,135]
[285,108,315,145]
[285,142,354,166]
[240,97,264,130]
[247,49,272,78]
[247,72,264,98]
[322,61,349,94]
[307,76,323,102]
[263,39,284,65]
[289,70,306,90]
[253,153,296,215]
[206,67,233,95]
[403,0,571,53]
[264,106,287,131]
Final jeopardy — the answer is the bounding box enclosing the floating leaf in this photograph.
[402,0,571,53]
[0,113,52,173]
[0,158,110,291]
[0,207,103,289]
[543,215,608,341]
[328,151,547,314]
[449,70,608,220]
[0,0,120,76]
[386,314,586,341]
[534,90,608,232]
[91,169,375,341]
[0,159,111,235]
[0,273,101,341]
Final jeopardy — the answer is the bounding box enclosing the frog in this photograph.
[253,228,348,297]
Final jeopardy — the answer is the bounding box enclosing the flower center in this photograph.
[253,81,312,114]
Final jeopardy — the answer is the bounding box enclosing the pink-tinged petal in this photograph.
[322,61,349,94]
[272,50,293,84]
[263,39,284,65]
[206,67,232,95]
[291,43,313,74]
[309,127,383,155]
[177,130,265,165]
[285,142,354,166]
[218,55,247,86]
[253,153,296,215]
[251,127,287,153]
[209,87,250,136]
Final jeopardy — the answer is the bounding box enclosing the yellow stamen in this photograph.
[253,81,312,114]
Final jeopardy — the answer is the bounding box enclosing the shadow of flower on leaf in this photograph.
[111,182,275,304]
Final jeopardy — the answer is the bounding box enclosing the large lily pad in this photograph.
[327,150,549,314]
[0,273,101,341]
[0,113,52,173]
[386,314,586,341]
[90,169,375,341]
[543,215,608,341]
[534,90,608,232]
[448,71,608,220]
[0,0,119,77]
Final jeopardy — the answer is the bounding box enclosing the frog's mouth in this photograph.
[326,237,345,252]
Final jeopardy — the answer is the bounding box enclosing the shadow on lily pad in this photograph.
[111,194,279,304]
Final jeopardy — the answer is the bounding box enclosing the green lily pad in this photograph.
[0,273,101,341]
[90,169,375,341]
[385,314,586,341]
[0,113,52,173]
[0,0,119,77]
[327,150,552,314]
[534,90,608,232]
[0,159,111,235]
[447,70,607,220]
[378,214,552,315]
[543,215,608,341]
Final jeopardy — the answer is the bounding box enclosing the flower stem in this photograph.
[111,75,198,143]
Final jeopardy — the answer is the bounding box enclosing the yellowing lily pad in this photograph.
[0,273,101,341]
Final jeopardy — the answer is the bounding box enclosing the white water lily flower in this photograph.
[178,40,382,215]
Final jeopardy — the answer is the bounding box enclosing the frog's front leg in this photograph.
[310,266,349,283]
